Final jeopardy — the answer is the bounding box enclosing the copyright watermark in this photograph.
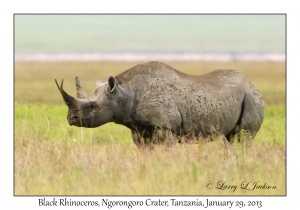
[206,181,214,189]
[206,181,276,192]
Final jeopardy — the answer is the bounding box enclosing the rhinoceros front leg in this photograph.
[131,130,146,149]
[151,127,177,146]
[131,127,177,149]
[130,127,152,149]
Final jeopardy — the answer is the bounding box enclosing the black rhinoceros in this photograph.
[55,61,264,148]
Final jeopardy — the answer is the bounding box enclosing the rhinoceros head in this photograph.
[55,76,118,128]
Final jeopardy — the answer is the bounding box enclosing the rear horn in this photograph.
[75,76,89,99]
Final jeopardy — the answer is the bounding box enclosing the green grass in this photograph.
[14,61,286,195]
[256,105,286,144]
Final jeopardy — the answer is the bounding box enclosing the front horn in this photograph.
[55,79,75,106]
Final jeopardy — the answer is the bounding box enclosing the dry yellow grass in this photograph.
[14,118,285,195]
[15,61,285,105]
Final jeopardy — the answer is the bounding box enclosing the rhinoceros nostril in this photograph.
[73,115,79,119]
[67,115,81,126]
[68,115,79,121]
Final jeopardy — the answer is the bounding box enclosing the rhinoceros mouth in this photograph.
[68,119,79,126]
[68,115,84,126]
[67,115,96,127]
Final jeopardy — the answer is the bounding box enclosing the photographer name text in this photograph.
[206,181,276,192]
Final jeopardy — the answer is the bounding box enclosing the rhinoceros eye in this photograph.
[89,102,98,109]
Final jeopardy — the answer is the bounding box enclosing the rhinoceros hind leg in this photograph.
[225,124,241,142]
[226,94,264,142]
[238,94,264,140]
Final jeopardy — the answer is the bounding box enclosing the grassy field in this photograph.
[14,61,286,195]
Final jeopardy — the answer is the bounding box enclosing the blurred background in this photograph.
[14,14,286,105]
[14,14,285,62]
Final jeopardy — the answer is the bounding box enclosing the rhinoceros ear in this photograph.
[108,76,117,92]
[75,76,89,99]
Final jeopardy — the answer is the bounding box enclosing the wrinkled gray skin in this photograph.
[55,61,264,148]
